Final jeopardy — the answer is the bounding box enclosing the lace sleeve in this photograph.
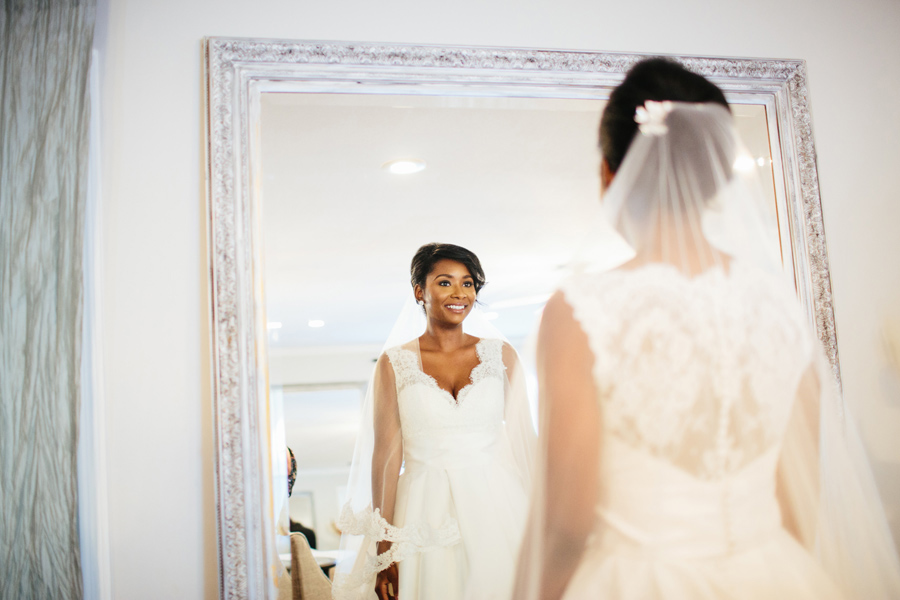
[333,504,461,598]
[333,348,464,600]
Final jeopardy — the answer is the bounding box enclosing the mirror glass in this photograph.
[257,90,779,560]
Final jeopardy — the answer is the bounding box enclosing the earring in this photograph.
[417,300,425,306]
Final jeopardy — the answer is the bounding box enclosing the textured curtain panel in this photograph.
[0,0,96,598]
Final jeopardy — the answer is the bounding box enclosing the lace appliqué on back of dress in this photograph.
[560,265,813,480]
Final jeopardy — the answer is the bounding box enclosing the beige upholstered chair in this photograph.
[290,533,333,600]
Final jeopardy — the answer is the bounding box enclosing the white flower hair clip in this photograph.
[634,100,673,136]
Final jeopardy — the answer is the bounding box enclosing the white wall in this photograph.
[97,0,900,597]
[290,470,349,552]
[269,346,378,387]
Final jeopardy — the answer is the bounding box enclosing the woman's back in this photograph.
[552,263,843,599]
[561,263,809,481]
[514,59,900,600]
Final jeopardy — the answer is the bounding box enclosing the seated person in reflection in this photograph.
[290,519,317,550]
[333,243,536,600]
[277,446,298,537]
[287,447,297,497]
[285,447,319,549]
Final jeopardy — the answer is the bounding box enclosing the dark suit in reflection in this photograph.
[289,519,317,549]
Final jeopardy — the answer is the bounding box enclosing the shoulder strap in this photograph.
[475,338,506,378]
[384,345,421,393]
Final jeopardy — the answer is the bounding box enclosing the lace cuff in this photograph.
[332,503,461,599]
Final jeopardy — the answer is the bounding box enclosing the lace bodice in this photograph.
[560,264,813,481]
[385,338,507,441]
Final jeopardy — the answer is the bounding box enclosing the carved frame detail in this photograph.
[204,38,839,600]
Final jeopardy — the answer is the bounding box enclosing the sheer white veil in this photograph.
[514,100,900,599]
[332,292,535,599]
[572,101,783,278]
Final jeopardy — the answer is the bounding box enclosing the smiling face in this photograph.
[414,258,476,326]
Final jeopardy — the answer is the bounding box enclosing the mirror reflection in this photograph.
[257,90,779,570]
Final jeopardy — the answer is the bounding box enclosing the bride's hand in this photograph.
[375,563,399,600]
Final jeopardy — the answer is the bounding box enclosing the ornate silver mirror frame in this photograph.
[203,38,840,600]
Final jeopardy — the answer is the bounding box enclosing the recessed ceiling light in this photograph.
[308,319,325,328]
[733,155,756,172]
[382,158,426,175]
[267,322,282,330]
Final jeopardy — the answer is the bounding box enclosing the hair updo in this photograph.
[600,58,730,174]
[410,243,486,294]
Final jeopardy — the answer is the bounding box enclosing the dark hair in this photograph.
[600,58,730,173]
[410,243,486,294]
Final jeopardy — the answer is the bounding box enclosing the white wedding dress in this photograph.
[554,263,843,599]
[333,337,531,600]
[387,338,528,600]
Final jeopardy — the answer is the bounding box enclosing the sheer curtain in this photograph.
[1,1,96,598]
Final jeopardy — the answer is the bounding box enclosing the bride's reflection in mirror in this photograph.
[260,91,606,564]
[256,89,780,590]
[337,243,539,599]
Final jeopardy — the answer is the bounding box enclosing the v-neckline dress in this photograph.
[382,337,529,600]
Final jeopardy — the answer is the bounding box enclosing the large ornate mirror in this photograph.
[204,39,839,599]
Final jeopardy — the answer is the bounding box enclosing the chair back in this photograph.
[290,532,332,600]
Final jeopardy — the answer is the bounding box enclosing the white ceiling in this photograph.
[260,93,773,350]
[260,92,610,348]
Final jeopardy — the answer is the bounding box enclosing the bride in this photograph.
[333,243,535,600]
[513,58,900,599]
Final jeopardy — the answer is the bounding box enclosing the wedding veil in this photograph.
[513,100,900,599]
